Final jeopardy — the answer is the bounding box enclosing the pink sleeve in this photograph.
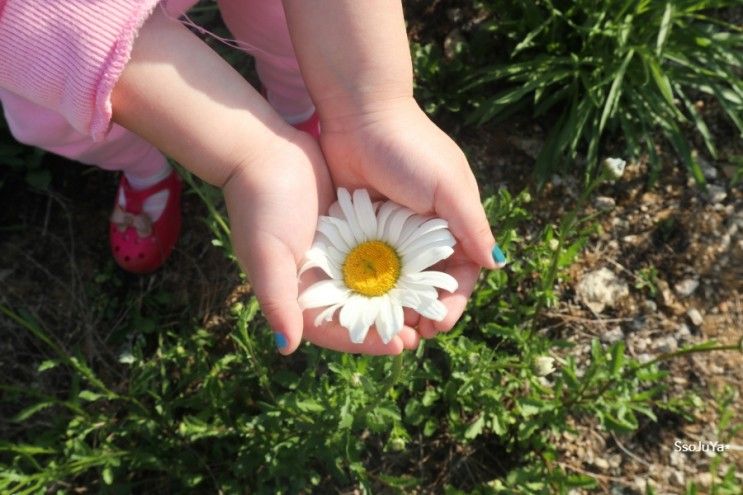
[0,0,162,141]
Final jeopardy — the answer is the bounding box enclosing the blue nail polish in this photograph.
[492,244,507,267]
[274,332,288,350]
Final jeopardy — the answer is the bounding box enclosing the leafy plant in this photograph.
[416,1,743,183]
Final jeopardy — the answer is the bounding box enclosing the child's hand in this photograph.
[223,130,420,354]
[113,8,417,355]
[318,98,497,338]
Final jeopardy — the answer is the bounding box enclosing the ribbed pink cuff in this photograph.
[0,0,162,141]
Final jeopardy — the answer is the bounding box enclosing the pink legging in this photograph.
[0,0,313,179]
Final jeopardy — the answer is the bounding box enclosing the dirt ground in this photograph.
[1,106,741,492]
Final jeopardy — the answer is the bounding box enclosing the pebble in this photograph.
[669,470,685,486]
[637,353,653,364]
[675,323,692,340]
[706,184,727,204]
[654,336,678,354]
[601,326,624,344]
[674,278,700,297]
[687,308,704,326]
[576,267,629,313]
[593,457,610,470]
[608,454,622,468]
[642,299,658,313]
[594,196,616,211]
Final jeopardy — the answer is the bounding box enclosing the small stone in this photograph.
[642,299,658,313]
[699,157,718,180]
[670,471,685,486]
[654,336,678,354]
[621,234,641,245]
[595,196,616,211]
[601,326,624,344]
[706,184,727,204]
[576,268,629,313]
[602,157,626,180]
[637,353,653,364]
[593,457,610,470]
[709,363,724,374]
[698,473,713,487]
[674,278,700,297]
[608,454,622,468]
[675,323,691,339]
[687,308,704,326]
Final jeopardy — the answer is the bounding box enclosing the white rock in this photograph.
[669,470,685,486]
[654,336,678,354]
[576,268,629,313]
[603,157,626,180]
[595,196,616,211]
[601,326,624,344]
[707,184,727,204]
[674,278,700,297]
[687,308,704,326]
[675,323,691,340]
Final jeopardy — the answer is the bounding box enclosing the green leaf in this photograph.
[655,2,673,56]
[464,415,485,439]
[599,49,634,133]
[78,390,103,402]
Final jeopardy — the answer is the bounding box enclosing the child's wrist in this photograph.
[315,88,418,134]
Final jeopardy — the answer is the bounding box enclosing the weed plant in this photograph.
[2,170,740,493]
[413,1,743,183]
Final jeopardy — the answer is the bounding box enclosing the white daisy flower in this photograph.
[298,188,458,345]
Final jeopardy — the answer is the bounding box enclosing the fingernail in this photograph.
[492,243,507,268]
[273,332,288,350]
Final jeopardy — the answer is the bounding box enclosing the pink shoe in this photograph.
[109,171,182,273]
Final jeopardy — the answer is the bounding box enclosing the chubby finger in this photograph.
[435,175,497,270]
[242,231,305,355]
[417,248,481,338]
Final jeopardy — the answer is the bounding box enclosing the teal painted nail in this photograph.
[492,244,507,267]
[274,332,288,350]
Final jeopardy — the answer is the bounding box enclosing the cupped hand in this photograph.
[319,98,497,337]
[223,129,420,354]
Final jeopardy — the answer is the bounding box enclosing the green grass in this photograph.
[413,0,743,184]
[1,172,740,493]
[2,3,742,492]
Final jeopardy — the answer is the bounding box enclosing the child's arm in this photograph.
[111,8,422,354]
[282,1,498,336]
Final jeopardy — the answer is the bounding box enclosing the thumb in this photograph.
[435,177,498,269]
[242,231,304,355]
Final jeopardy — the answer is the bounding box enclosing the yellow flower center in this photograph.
[342,240,401,297]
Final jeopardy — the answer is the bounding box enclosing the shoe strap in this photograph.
[120,172,178,214]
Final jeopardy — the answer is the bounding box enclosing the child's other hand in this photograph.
[319,98,497,338]
[223,130,419,354]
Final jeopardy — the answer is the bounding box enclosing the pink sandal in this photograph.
[109,171,182,273]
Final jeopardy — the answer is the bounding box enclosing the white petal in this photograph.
[337,188,366,243]
[416,299,448,321]
[374,295,403,344]
[397,214,428,246]
[340,295,377,344]
[352,189,377,241]
[402,271,458,293]
[375,201,400,239]
[383,207,415,244]
[401,246,455,274]
[399,229,456,258]
[298,246,340,279]
[313,303,343,327]
[397,218,449,252]
[298,280,350,309]
[317,217,351,252]
[323,217,356,251]
[395,281,438,304]
[328,202,343,219]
